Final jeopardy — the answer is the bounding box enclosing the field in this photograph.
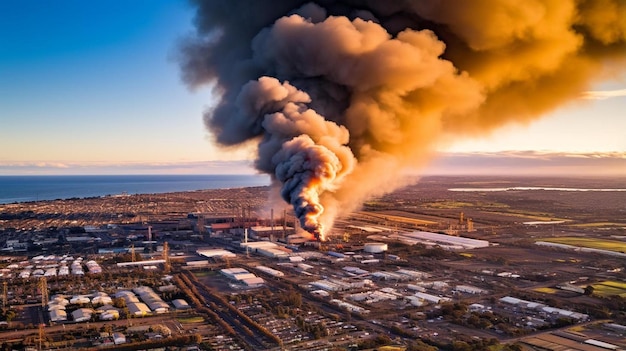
[568,222,626,228]
[177,316,205,324]
[591,281,626,298]
[533,287,558,294]
[538,237,626,253]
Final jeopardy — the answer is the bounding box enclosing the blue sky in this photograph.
[0,1,624,175]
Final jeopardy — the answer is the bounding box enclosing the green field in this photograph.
[539,237,626,253]
[484,210,568,222]
[591,281,626,298]
[568,222,626,228]
[533,287,558,294]
[177,316,205,324]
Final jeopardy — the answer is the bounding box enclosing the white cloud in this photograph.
[0,160,257,175]
[581,89,626,100]
[421,151,626,176]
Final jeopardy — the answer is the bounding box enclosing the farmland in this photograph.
[538,237,626,253]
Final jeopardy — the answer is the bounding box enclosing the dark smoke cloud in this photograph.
[178,0,626,240]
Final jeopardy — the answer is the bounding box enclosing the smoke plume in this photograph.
[179,0,626,241]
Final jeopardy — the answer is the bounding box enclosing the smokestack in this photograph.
[179,0,626,241]
[270,208,275,239]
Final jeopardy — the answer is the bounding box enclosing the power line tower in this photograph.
[130,244,136,262]
[163,241,171,273]
[2,281,7,311]
[39,277,48,308]
[38,323,45,351]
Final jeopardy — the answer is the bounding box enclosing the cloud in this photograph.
[0,160,258,175]
[581,89,626,100]
[421,151,625,176]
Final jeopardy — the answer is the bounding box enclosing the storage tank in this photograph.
[364,242,388,253]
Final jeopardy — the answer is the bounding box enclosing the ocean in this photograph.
[0,174,271,204]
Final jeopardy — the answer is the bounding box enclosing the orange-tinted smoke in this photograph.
[179,0,626,239]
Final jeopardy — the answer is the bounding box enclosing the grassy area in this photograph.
[554,258,581,263]
[483,210,568,222]
[591,281,626,297]
[378,347,406,351]
[360,212,438,225]
[533,287,558,294]
[192,271,216,278]
[424,201,474,209]
[539,237,626,253]
[177,316,205,324]
[568,222,626,228]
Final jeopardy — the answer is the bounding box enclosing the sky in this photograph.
[0,1,624,176]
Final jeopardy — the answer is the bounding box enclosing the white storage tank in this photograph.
[364,242,388,253]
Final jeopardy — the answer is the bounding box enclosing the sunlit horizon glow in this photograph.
[0,1,624,177]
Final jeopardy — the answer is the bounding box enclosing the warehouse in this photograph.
[72,308,94,323]
[255,265,285,277]
[49,309,68,322]
[393,231,489,249]
[134,286,170,314]
[196,249,236,259]
[172,299,191,310]
[220,267,250,280]
[97,305,120,320]
[127,302,151,316]
[241,277,265,287]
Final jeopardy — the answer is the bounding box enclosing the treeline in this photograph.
[98,334,202,351]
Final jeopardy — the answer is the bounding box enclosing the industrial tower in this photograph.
[163,241,170,273]
[39,277,48,308]
[2,281,7,311]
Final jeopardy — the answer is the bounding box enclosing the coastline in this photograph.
[0,174,271,205]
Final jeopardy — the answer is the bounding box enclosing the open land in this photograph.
[0,176,624,350]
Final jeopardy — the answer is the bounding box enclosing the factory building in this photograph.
[220,267,250,280]
[389,231,489,250]
[255,265,285,277]
[240,241,291,258]
[330,299,369,314]
[49,309,68,322]
[134,286,169,314]
[499,296,589,321]
[241,277,265,287]
[455,285,488,294]
[72,308,94,323]
[220,268,265,287]
[70,295,91,305]
[96,305,120,320]
[116,259,166,268]
[414,292,451,304]
[196,249,236,259]
[363,242,388,253]
[127,302,151,317]
[249,225,295,239]
[172,299,191,310]
[91,292,113,305]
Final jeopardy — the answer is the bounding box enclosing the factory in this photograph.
[499,296,589,321]
[196,248,237,259]
[220,267,265,287]
[363,242,388,253]
[255,265,285,277]
[377,231,490,250]
[240,241,291,259]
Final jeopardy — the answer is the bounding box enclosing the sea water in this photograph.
[0,174,270,204]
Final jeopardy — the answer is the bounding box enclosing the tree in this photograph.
[452,341,472,351]
[407,340,438,351]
